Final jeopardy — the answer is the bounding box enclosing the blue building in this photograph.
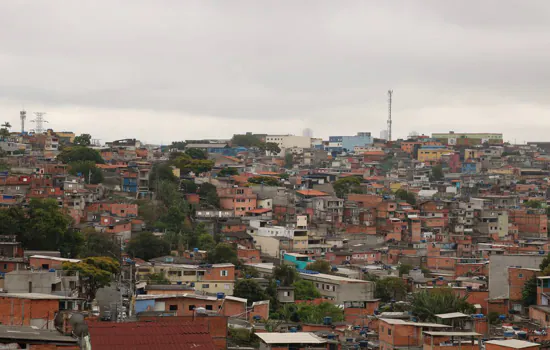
[462,162,480,174]
[283,253,314,270]
[328,133,373,153]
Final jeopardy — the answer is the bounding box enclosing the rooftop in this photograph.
[484,340,540,349]
[0,293,82,300]
[0,325,78,344]
[87,321,216,350]
[256,332,326,344]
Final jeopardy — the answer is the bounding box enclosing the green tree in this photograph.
[273,264,299,286]
[284,153,294,169]
[539,254,550,275]
[81,228,120,258]
[525,200,544,209]
[248,176,279,186]
[0,121,11,138]
[73,133,92,146]
[333,177,362,198]
[398,263,413,276]
[173,154,213,175]
[522,276,538,307]
[199,183,219,208]
[228,328,259,348]
[395,189,416,205]
[293,280,321,300]
[68,161,104,184]
[375,277,408,302]
[184,148,208,160]
[306,260,332,274]
[261,142,281,154]
[147,272,171,285]
[241,265,260,278]
[410,288,475,322]
[0,207,26,235]
[59,229,85,259]
[296,302,344,324]
[57,146,104,164]
[207,243,238,264]
[231,134,263,148]
[63,257,120,302]
[197,233,216,252]
[181,179,198,194]
[23,199,73,251]
[149,162,178,187]
[170,141,187,150]
[431,164,444,181]
[233,279,270,305]
[127,232,170,261]
[218,168,239,177]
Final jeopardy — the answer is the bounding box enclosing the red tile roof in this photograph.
[247,208,272,214]
[88,322,216,350]
[296,189,328,197]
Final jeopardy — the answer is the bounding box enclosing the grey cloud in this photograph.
[1,0,550,141]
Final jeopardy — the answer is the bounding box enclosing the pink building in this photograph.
[217,187,257,217]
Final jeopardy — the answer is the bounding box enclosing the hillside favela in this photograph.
[4,125,550,350]
[3,2,550,350]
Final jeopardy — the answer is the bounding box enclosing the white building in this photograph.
[265,135,311,155]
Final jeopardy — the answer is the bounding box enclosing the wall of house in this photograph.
[489,255,544,299]
[0,298,59,329]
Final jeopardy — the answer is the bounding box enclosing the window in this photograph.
[169,305,178,311]
[220,270,228,277]
[224,284,230,290]
[189,305,195,311]
[3,264,6,270]
[283,291,290,297]
[42,264,49,270]
[518,273,523,279]
[206,305,213,310]
[388,329,392,335]
[202,284,210,289]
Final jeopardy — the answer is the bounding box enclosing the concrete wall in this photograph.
[5,271,56,294]
[489,254,544,299]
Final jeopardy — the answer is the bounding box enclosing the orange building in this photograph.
[508,267,540,313]
[0,293,84,329]
[379,318,450,350]
[217,186,257,217]
[509,209,548,236]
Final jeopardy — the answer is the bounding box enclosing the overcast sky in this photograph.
[1,0,550,144]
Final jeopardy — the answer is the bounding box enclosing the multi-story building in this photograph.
[432,131,503,145]
[137,262,236,295]
[265,135,311,155]
[217,186,257,216]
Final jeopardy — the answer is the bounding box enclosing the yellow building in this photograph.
[55,131,76,143]
[417,148,453,162]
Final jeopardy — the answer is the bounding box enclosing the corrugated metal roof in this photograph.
[88,322,216,350]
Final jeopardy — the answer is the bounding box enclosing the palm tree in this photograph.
[410,288,475,322]
[0,122,11,138]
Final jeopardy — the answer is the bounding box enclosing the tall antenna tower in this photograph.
[387,90,393,141]
[30,112,48,134]
[20,110,27,134]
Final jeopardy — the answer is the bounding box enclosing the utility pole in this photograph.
[387,90,393,142]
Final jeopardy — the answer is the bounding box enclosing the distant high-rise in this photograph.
[302,128,313,138]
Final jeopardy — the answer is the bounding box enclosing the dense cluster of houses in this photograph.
[4,129,550,349]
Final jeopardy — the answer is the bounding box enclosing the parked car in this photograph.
[100,311,111,321]
[92,306,100,317]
